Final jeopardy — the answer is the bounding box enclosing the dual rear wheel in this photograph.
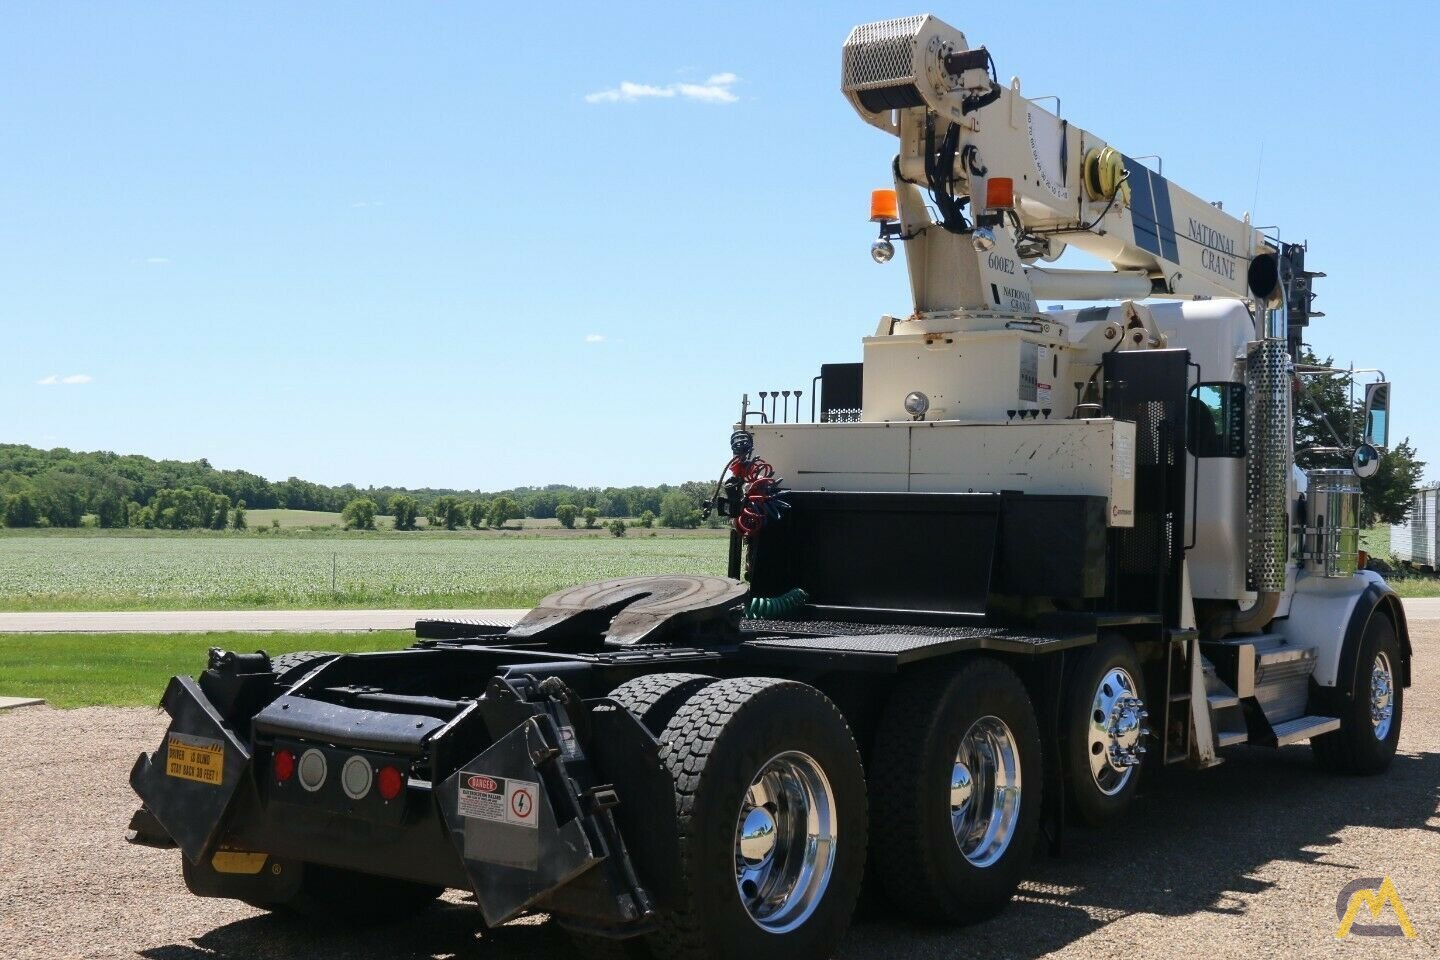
[613,652,1105,953]
[606,673,867,960]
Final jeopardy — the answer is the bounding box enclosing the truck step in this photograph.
[1270,715,1341,746]
[1216,729,1249,748]
[1207,692,1240,709]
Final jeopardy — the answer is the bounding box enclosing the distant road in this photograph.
[1405,597,1440,619]
[0,609,528,634]
[0,599,1434,632]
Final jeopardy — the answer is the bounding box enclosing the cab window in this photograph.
[1187,383,1245,457]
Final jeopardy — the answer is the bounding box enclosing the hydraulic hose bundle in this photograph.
[729,452,788,537]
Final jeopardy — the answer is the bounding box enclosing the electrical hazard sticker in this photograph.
[166,732,225,785]
[458,773,539,829]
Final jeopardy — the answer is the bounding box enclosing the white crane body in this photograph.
[744,13,1405,773]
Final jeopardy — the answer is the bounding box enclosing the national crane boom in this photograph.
[842,14,1272,311]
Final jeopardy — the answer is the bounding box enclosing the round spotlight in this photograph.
[904,390,930,420]
[297,748,328,793]
[341,755,373,800]
[971,226,997,253]
[870,238,895,264]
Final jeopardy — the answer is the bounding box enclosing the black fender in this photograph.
[1331,582,1411,705]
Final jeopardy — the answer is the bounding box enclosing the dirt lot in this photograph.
[2,624,1437,960]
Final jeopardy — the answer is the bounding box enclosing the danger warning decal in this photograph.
[166,732,225,786]
[458,773,539,830]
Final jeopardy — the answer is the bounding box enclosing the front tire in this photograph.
[1312,614,1403,774]
[868,656,1042,924]
[651,678,867,960]
[1064,636,1149,825]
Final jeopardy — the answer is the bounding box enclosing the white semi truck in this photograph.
[129,14,1409,960]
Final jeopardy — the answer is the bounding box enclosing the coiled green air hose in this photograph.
[745,588,809,620]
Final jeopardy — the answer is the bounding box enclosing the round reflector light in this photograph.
[297,748,328,792]
[273,748,296,783]
[376,765,404,801]
[341,755,374,800]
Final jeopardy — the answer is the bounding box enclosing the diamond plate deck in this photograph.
[740,620,1092,669]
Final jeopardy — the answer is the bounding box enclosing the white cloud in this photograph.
[584,333,606,343]
[145,257,171,264]
[37,373,94,386]
[586,73,739,105]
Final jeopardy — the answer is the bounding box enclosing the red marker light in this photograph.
[273,748,296,783]
[376,765,404,801]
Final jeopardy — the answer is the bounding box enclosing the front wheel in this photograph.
[868,656,1042,924]
[1312,614,1404,774]
[1064,636,1149,825]
[650,678,867,960]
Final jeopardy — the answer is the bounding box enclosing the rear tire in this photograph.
[269,650,340,686]
[1312,614,1403,775]
[608,673,716,733]
[565,675,718,959]
[650,678,867,960]
[868,656,1042,924]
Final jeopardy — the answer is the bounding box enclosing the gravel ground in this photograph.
[2,625,1437,959]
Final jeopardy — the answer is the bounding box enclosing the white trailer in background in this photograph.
[1391,484,1439,566]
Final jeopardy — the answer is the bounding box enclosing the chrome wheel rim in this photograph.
[733,751,837,933]
[1087,667,1148,796]
[951,716,1022,867]
[1371,652,1395,740]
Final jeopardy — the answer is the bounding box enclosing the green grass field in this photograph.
[0,631,414,707]
[0,523,1432,613]
[244,508,395,530]
[0,532,729,611]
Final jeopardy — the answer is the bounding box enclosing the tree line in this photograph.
[0,443,712,530]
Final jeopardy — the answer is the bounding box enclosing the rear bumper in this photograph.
[131,669,665,932]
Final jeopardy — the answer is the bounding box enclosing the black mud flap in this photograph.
[436,715,603,926]
[129,675,252,865]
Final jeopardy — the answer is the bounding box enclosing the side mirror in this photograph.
[1353,442,1380,479]
[1363,381,1391,449]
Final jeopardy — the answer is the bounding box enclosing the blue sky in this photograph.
[3,2,1435,489]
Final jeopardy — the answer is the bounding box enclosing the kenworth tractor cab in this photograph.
[129,15,1408,960]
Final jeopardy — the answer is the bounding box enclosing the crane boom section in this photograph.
[843,14,1264,303]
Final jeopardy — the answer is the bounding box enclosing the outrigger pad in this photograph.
[507,575,749,647]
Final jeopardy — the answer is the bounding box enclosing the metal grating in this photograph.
[841,15,926,90]
[741,622,1088,664]
[1245,340,1291,591]
[743,618,987,638]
